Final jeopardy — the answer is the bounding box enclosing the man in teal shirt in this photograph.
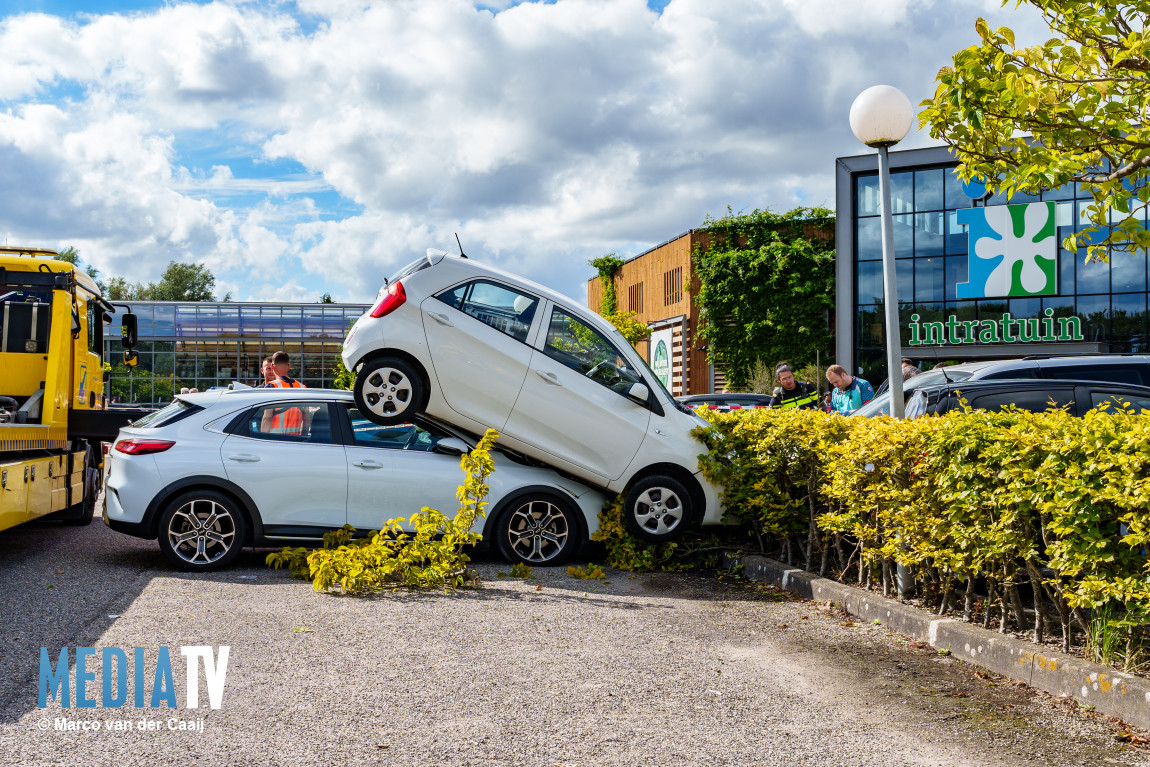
[826,364,874,415]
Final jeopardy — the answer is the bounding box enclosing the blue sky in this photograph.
[0,0,1047,303]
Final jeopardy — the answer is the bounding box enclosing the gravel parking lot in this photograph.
[0,516,1145,767]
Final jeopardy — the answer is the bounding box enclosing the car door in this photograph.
[502,304,650,484]
[420,279,541,430]
[338,404,463,531]
[220,400,348,530]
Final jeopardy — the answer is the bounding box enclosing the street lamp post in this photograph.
[849,84,914,419]
[850,85,915,600]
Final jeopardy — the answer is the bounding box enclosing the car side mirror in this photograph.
[626,382,649,406]
[432,437,470,457]
[121,312,138,349]
[123,350,139,368]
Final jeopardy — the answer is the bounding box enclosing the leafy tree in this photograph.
[318,293,335,303]
[100,261,225,301]
[921,1,1150,261]
[604,310,650,348]
[693,207,835,391]
[52,246,105,292]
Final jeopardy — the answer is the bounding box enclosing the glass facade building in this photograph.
[835,146,1148,384]
[104,301,369,405]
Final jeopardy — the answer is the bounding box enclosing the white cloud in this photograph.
[0,0,1051,303]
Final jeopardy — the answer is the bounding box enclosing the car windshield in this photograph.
[851,368,973,417]
[615,328,676,403]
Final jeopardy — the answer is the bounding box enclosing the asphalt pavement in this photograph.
[0,514,1144,767]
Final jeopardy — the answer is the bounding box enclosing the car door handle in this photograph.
[353,460,383,469]
[226,454,261,463]
[426,311,454,327]
[534,369,562,385]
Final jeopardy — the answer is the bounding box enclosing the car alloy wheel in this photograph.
[624,475,692,543]
[497,495,578,566]
[158,490,246,571]
[354,357,427,426]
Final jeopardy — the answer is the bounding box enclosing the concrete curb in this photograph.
[728,552,1150,730]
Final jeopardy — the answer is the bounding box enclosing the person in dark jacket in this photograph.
[768,362,820,410]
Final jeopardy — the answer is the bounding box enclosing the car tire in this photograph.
[157,489,247,572]
[495,493,581,567]
[623,475,692,543]
[354,357,427,426]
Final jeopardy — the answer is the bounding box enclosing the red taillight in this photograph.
[115,439,176,456]
[728,405,742,410]
[369,281,406,318]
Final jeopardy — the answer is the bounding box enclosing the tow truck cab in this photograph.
[0,246,140,532]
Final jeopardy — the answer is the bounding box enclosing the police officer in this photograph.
[768,362,820,410]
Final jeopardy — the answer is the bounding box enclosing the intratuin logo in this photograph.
[955,199,1058,299]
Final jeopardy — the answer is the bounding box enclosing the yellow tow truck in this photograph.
[0,245,141,533]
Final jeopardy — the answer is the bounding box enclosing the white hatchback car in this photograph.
[103,388,607,571]
[342,250,723,543]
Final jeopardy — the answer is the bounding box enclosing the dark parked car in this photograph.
[904,379,1150,419]
[855,355,1150,417]
[677,393,775,413]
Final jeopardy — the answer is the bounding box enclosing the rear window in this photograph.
[1040,364,1146,386]
[130,399,202,428]
[388,256,431,284]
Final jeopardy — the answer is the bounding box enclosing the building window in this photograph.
[663,267,683,306]
[628,283,644,314]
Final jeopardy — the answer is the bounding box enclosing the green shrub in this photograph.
[266,429,498,593]
[685,405,1150,661]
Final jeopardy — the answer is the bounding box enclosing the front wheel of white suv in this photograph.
[496,494,581,566]
[623,475,692,543]
[354,356,427,426]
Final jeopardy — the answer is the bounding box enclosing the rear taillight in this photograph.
[729,405,742,410]
[115,439,176,455]
[369,281,406,318]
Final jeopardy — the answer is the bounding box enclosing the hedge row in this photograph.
[693,407,1150,656]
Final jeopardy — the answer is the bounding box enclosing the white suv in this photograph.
[103,388,608,571]
[342,250,723,543]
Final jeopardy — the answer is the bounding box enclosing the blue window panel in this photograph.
[1009,297,1042,320]
[914,169,944,212]
[890,171,914,215]
[914,212,945,257]
[175,305,198,337]
[1111,248,1147,293]
[1077,252,1110,295]
[197,305,220,334]
[152,305,176,336]
[893,213,914,257]
[1077,294,1110,342]
[896,258,914,300]
[943,167,968,210]
[944,255,968,301]
[857,217,882,261]
[945,211,967,255]
[281,309,303,336]
[914,257,945,303]
[1112,293,1148,351]
[1042,182,1076,201]
[856,261,885,305]
[260,307,283,335]
[856,174,881,216]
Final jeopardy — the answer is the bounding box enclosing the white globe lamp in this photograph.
[849,85,914,148]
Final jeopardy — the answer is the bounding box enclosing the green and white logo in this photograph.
[651,339,670,389]
[956,201,1058,298]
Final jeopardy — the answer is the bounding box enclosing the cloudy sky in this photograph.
[0,0,1049,304]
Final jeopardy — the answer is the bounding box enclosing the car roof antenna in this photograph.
[455,233,468,259]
